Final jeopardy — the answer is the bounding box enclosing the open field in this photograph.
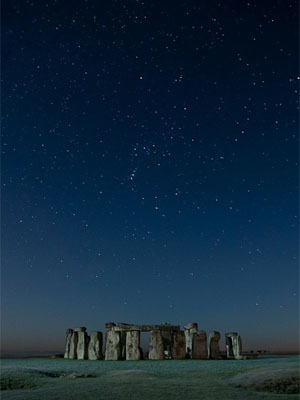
[1,355,299,399]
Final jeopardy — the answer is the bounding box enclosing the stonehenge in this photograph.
[63,322,244,361]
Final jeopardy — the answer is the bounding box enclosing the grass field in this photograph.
[1,355,299,399]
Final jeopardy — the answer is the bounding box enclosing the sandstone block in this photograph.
[126,331,141,360]
[208,331,221,359]
[74,327,87,332]
[184,322,198,330]
[105,330,122,360]
[192,330,208,359]
[149,330,164,360]
[184,322,198,357]
[172,331,186,359]
[69,331,78,359]
[225,332,243,359]
[77,330,89,359]
[88,331,103,360]
[64,329,73,359]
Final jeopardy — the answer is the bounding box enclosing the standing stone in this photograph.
[105,330,122,360]
[126,331,141,360]
[234,335,242,360]
[172,331,186,359]
[64,329,73,359]
[184,322,198,358]
[148,330,164,360]
[88,331,103,360]
[69,331,78,359]
[76,327,88,360]
[192,330,208,359]
[208,331,221,359]
[226,332,243,359]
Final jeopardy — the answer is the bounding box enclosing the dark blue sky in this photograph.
[2,0,299,354]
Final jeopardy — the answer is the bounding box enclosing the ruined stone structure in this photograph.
[63,322,243,361]
[225,332,243,360]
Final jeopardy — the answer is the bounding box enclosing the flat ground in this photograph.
[1,355,299,400]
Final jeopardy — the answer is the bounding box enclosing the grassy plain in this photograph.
[1,355,299,400]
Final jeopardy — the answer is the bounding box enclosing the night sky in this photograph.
[2,0,299,355]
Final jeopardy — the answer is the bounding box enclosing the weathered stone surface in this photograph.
[192,330,208,359]
[105,330,122,360]
[172,331,186,359]
[88,331,103,360]
[65,324,244,362]
[110,323,180,332]
[126,331,141,360]
[184,322,198,358]
[225,332,242,359]
[208,331,221,359]
[69,331,78,359]
[74,327,87,332]
[64,329,73,359]
[77,331,89,359]
[148,330,164,360]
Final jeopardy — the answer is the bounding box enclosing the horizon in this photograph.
[1,318,299,356]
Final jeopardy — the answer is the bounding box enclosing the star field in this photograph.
[2,0,299,354]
